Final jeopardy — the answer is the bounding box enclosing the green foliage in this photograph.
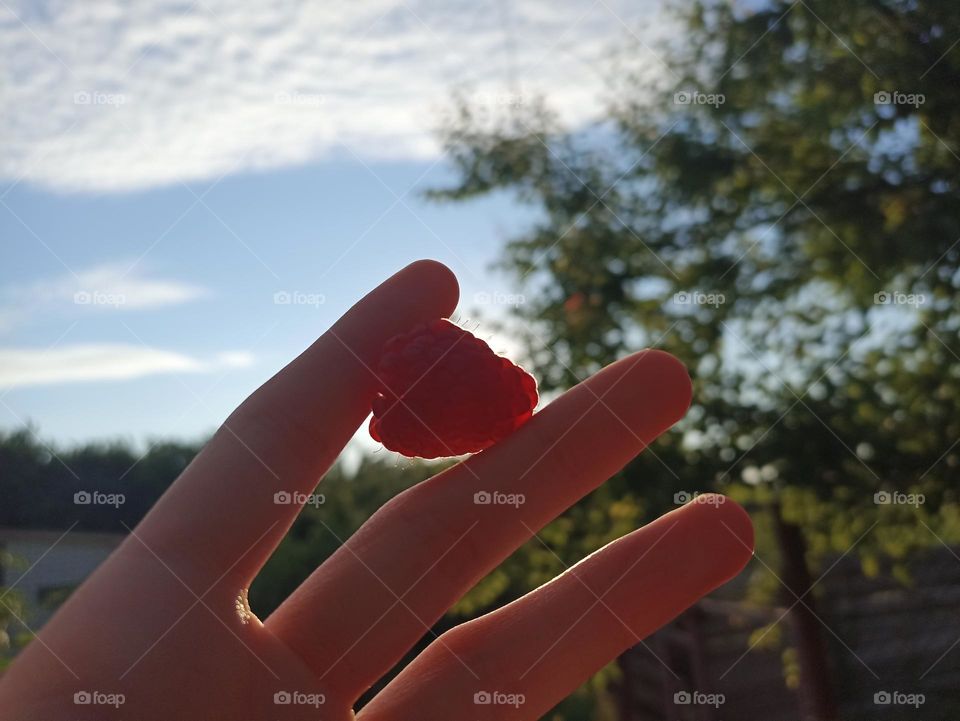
[0,551,29,670]
[0,427,200,532]
[429,0,960,713]
[430,0,960,552]
[249,454,449,615]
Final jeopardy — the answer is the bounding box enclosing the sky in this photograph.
[1,0,667,447]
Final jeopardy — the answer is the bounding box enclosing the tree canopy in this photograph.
[429,0,960,715]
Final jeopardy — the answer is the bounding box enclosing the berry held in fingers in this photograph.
[368,319,538,458]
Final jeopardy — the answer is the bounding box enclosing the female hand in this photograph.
[0,260,753,720]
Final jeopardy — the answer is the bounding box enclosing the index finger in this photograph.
[133,259,459,585]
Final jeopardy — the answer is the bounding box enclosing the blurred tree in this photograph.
[250,454,448,615]
[430,0,960,718]
[0,552,28,671]
[250,454,454,708]
[0,429,455,706]
[0,428,200,532]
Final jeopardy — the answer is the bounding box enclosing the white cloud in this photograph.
[0,261,208,331]
[213,350,255,368]
[0,0,666,192]
[0,343,253,388]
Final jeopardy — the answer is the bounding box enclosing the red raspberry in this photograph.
[368,318,538,458]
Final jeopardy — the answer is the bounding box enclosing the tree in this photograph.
[430,1,960,718]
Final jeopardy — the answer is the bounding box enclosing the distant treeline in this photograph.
[0,428,202,532]
[0,427,447,661]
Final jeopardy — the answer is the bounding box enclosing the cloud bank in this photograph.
[1,0,663,192]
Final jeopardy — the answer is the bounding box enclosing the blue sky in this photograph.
[1,159,538,445]
[1,0,668,446]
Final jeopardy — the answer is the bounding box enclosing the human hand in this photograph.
[0,260,753,720]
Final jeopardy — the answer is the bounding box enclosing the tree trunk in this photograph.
[772,502,840,721]
[614,650,635,721]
